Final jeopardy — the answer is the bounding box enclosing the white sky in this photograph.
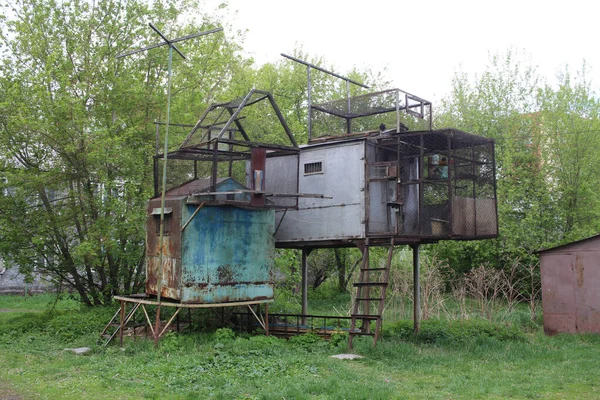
[204,0,598,103]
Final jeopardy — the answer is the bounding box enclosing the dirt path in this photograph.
[0,381,23,400]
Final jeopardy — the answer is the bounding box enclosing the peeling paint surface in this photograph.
[540,239,600,334]
[145,180,275,304]
[146,198,182,300]
[181,206,275,303]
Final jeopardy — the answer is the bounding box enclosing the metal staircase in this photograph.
[98,303,141,347]
[348,238,394,348]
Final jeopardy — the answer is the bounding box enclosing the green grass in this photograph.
[1,294,600,399]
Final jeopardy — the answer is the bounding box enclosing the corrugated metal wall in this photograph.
[540,236,600,334]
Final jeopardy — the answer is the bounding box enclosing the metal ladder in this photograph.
[98,302,141,347]
[348,238,394,349]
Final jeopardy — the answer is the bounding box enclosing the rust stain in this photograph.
[575,254,584,288]
[217,264,235,283]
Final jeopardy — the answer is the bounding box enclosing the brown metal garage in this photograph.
[539,235,600,334]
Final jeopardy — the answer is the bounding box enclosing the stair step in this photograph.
[101,334,112,340]
[353,282,387,287]
[355,297,384,301]
[351,314,381,320]
[360,267,388,271]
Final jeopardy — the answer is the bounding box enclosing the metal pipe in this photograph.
[346,80,352,134]
[153,157,159,197]
[265,303,269,336]
[412,244,420,334]
[211,140,219,191]
[307,67,312,141]
[155,44,174,320]
[155,121,160,156]
[395,89,400,133]
[301,248,309,324]
[281,53,369,88]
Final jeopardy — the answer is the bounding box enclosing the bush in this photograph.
[383,318,527,344]
[214,327,236,342]
[0,312,53,335]
[0,305,115,344]
[288,332,328,351]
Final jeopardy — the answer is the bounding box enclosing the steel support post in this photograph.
[301,248,309,325]
[412,244,420,334]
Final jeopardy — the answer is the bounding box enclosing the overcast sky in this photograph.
[204,0,598,103]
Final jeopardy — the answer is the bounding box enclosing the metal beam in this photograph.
[301,248,310,325]
[281,53,369,89]
[412,244,420,334]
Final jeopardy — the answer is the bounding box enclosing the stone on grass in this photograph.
[63,347,92,355]
[330,353,363,360]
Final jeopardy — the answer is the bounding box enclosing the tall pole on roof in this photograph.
[281,53,369,141]
[307,67,312,140]
[117,23,222,346]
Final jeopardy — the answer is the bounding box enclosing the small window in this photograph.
[304,161,323,175]
[154,214,172,236]
[152,207,173,236]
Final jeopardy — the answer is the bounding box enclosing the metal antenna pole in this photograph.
[281,53,369,141]
[307,67,312,141]
[117,23,222,346]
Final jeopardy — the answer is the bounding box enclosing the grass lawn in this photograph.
[1,294,599,399]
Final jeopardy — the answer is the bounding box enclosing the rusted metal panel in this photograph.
[540,244,600,334]
[145,198,183,300]
[180,205,275,303]
[540,253,576,334]
[574,251,600,333]
[146,252,182,300]
[180,283,273,304]
[145,178,276,304]
[250,148,266,207]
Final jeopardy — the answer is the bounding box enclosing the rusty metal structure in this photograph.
[101,90,310,346]
[263,55,499,348]
[145,178,275,303]
[103,48,498,348]
[270,128,497,247]
[538,235,600,335]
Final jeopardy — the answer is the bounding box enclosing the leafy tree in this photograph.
[433,50,551,271]
[434,50,600,273]
[536,66,600,240]
[0,0,240,305]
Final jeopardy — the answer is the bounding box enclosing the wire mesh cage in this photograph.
[310,89,432,139]
[365,129,497,241]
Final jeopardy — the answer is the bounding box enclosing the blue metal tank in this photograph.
[146,178,274,303]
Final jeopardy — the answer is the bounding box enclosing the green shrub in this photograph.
[248,334,283,349]
[214,327,236,342]
[0,312,53,335]
[288,332,329,351]
[329,331,348,347]
[383,318,527,344]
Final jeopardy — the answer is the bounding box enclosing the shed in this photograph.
[268,128,497,247]
[539,234,600,334]
[146,178,275,303]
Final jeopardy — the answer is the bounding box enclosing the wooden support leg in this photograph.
[154,305,161,347]
[119,300,125,347]
[265,303,269,336]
